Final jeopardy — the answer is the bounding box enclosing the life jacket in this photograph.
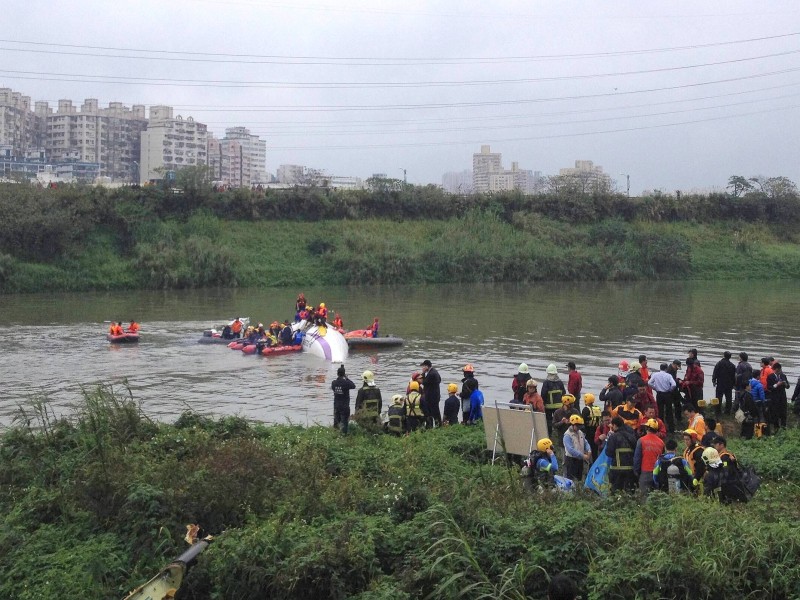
[406,392,424,417]
[387,403,405,433]
[544,388,564,410]
[585,405,602,428]
[333,316,343,328]
[318,307,328,318]
[684,444,705,478]
[613,405,642,430]
[231,320,243,334]
[128,322,140,333]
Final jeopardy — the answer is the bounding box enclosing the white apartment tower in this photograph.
[207,127,267,187]
[472,145,503,193]
[0,88,43,158]
[140,106,208,183]
[39,98,147,180]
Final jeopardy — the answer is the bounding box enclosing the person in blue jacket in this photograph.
[749,370,767,437]
[466,378,484,424]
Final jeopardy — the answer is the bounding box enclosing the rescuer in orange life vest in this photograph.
[127,320,140,333]
[315,303,328,326]
[231,317,243,339]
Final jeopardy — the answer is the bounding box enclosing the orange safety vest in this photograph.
[232,320,243,333]
[128,322,140,333]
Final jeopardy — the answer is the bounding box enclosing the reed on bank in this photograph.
[1,385,799,599]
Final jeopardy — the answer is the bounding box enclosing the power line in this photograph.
[234,92,800,137]
[264,103,800,150]
[0,50,797,89]
[0,31,798,65]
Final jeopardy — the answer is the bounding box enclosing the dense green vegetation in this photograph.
[2,182,800,292]
[2,386,799,599]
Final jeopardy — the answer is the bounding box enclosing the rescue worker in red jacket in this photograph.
[633,418,666,497]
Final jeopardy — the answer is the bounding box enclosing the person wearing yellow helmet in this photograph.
[552,394,580,458]
[355,370,382,424]
[460,364,478,424]
[314,302,328,327]
[386,394,406,435]
[405,381,424,432]
[521,437,559,492]
[682,428,706,486]
[633,416,666,497]
[564,413,591,482]
[443,383,460,426]
[581,393,602,460]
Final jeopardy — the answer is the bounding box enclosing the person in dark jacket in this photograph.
[734,352,753,412]
[512,363,532,404]
[766,362,791,433]
[712,351,737,416]
[443,383,461,426]
[460,364,477,424]
[355,370,383,425]
[605,417,638,493]
[420,359,442,428]
[792,374,800,416]
[600,375,624,411]
[331,365,356,434]
[540,364,566,436]
[668,360,684,429]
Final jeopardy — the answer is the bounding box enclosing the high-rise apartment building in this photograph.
[0,88,42,158]
[558,160,612,191]
[441,169,473,194]
[140,106,208,183]
[207,127,267,187]
[472,145,503,193]
[38,98,147,181]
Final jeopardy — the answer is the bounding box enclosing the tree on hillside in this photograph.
[727,175,752,197]
[764,176,798,198]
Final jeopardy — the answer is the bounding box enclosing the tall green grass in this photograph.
[2,386,800,598]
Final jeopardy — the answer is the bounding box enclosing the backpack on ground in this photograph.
[721,463,760,502]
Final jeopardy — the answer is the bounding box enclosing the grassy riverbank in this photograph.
[2,386,799,599]
[3,214,800,293]
[2,183,800,292]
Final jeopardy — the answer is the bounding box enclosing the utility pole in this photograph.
[619,173,630,197]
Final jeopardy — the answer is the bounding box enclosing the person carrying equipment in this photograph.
[520,438,559,493]
[386,394,406,435]
[541,364,566,436]
[355,370,383,425]
[405,381,425,432]
[653,439,694,493]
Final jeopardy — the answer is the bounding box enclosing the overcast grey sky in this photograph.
[2,0,799,192]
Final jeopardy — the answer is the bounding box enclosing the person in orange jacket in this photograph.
[231,317,243,339]
[127,320,140,333]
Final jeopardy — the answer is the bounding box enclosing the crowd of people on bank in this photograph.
[332,349,793,501]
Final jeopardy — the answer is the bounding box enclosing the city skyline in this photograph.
[2,1,799,193]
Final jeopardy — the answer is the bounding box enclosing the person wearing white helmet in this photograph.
[512,363,532,404]
[540,364,566,436]
[355,370,383,425]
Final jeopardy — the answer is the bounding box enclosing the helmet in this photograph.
[569,415,584,425]
[546,364,558,375]
[702,447,721,466]
[409,381,420,392]
[646,418,660,431]
[697,399,707,408]
[583,393,596,405]
[320,303,326,308]
[629,362,641,372]
[683,429,699,441]
[710,398,720,406]
[562,394,576,405]
[411,371,421,380]
[618,360,629,371]
[526,378,539,388]
[463,364,474,373]
[518,363,529,374]
[447,383,458,394]
[362,370,374,383]
[537,438,553,452]
[391,394,404,404]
